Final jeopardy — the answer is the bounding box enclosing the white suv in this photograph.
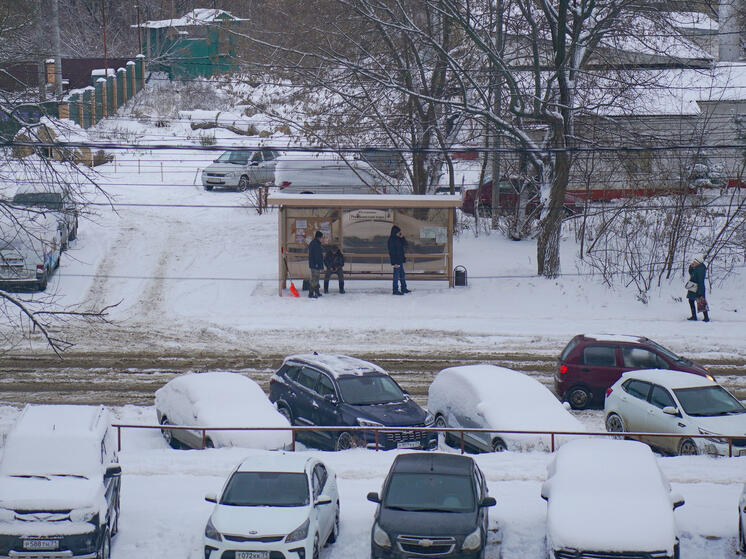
[203,454,339,559]
[0,405,121,559]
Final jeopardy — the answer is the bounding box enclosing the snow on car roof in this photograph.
[286,353,386,378]
[158,371,268,403]
[429,365,585,432]
[236,452,313,473]
[620,368,714,388]
[583,333,645,343]
[546,439,676,553]
[8,404,106,437]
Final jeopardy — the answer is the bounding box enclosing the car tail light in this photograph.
[280,181,291,188]
[605,387,613,397]
[36,264,44,273]
[559,364,568,375]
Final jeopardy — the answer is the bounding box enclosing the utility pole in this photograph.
[52,0,63,97]
[36,1,47,101]
[490,0,504,230]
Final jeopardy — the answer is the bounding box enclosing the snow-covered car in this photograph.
[11,183,78,249]
[428,364,586,452]
[155,371,292,450]
[604,369,746,456]
[0,405,121,559]
[0,212,62,290]
[201,148,279,191]
[203,454,339,559]
[541,439,684,559]
[739,483,746,553]
[276,153,384,194]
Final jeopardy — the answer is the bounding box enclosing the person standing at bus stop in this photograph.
[308,231,324,298]
[388,225,410,295]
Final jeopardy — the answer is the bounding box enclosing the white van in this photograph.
[0,405,121,559]
[276,153,385,194]
[0,213,62,290]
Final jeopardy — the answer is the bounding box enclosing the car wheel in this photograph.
[159,416,181,449]
[326,505,339,545]
[204,184,214,191]
[96,528,111,559]
[237,176,250,191]
[605,413,626,439]
[313,533,320,559]
[435,415,452,448]
[204,437,214,449]
[111,498,120,536]
[567,386,591,410]
[491,438,507,452]
[679,438,698,456]
[54,252,61,269]
[335,431,363,451]
[37,270,48,291]
[277,405,293,425]
[739,519,745,553]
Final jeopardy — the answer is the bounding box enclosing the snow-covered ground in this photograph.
[0,404,743,558]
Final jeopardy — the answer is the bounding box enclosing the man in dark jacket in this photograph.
[387,225,410,295]
[686,256,709,321]
[323,246,345,294]
[308,230,324,298]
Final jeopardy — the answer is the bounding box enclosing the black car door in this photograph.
[312,373,341,445]
[292,366,322,437]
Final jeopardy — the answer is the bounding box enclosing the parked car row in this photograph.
[1,183,79,291]
[5,403,727,559]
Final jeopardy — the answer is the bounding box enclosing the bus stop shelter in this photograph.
[268,193,462,296]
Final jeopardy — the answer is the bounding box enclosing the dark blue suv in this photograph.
[269,353,436,451]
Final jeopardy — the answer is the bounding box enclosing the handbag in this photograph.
[685,280,697,293]
[696,296,709,312]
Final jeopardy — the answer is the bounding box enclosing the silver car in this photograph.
[0,213,62,291]
[11,185,78,249]
[201,148,279,191]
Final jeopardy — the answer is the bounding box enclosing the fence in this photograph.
[112,424,746,457]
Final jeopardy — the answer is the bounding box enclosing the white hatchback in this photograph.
[203,454,339,559]
[604,369,746,456]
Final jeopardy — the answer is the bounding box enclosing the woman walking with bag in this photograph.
[686,256,709,322]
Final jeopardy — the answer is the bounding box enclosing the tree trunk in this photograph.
[537,151,571,277]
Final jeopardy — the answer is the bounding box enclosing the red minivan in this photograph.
[556,334,713,409]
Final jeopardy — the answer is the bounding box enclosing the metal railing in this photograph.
[112,424,745,457]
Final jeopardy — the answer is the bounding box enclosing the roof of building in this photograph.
[135,9,245,29]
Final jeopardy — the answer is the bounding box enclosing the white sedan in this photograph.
[155,372,291,450]
[427,364,586,452]
[604,369,746,456]
[541,439,683,559]
[204,454,339,559]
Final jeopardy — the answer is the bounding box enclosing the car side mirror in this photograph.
[367,492,381,503]
[540,481,551,501]
[324,394,339,406]
[662,406,679,416]
[315,496,332,507]
[104,465,122,478]
[479,496,496,508]
[671,493,685,509]
[205,493,217,503]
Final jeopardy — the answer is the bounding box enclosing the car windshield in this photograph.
[220,472,309,507]
[12,192,63,210]
[646,340,681,362]
[673,386,746,416]
[216,150,253,165]
[384,473,475,513]
[336,374,405,405]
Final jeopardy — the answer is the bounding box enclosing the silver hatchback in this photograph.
[201,148,279,191]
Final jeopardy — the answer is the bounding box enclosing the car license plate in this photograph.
[236,552,269,559]
[23,539,59,550]
[397,440,421,449]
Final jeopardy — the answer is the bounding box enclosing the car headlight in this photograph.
[372,522,391,548]
[357,418,383,428]
[285,518,309,543]
[462,526,482,551]
[69,508,98,523]
[698,427,728,444]
[204,517,222,541]
[0,508,15,522]
[424,412,435,426]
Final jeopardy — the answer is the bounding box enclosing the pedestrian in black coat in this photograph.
[324,246,345,294]
[686,256,709,322]
[387,225,410,295]
[308,231,324,298]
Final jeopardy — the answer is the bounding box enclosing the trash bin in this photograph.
[454,265,467,286]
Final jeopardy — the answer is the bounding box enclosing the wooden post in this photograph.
[447,207,454,287]
[278,206,285,296]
